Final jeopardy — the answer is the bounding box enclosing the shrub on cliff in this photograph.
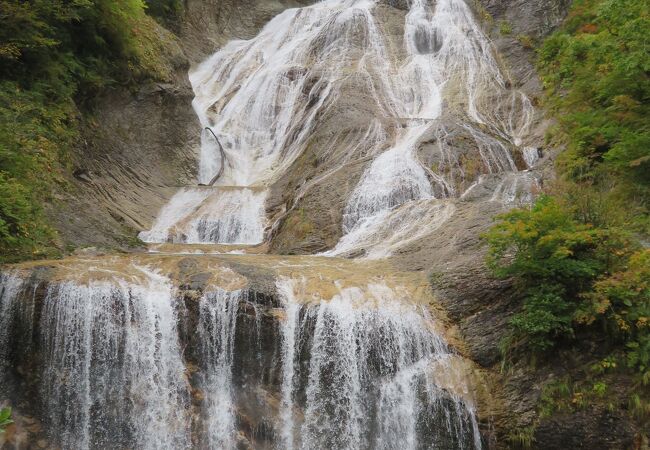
[485,195,649,378]
[538,0,650,233]
[0,0,178,262]
[484,195,634,350]
[582,250,650,379]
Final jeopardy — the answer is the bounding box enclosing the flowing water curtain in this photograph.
[328,200,457,258]
[37,270,190,450]
[197,288,243,448]
[0,272,29,382]
[139,187,267,244]
[276,277,482,449]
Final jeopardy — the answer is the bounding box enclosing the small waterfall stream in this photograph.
[1,0,543,448]
[276,277,481,450]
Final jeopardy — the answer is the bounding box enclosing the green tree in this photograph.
[538,0,650,232]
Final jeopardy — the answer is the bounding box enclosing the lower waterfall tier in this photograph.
[0,254,484,450]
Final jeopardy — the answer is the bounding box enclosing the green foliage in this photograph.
[506,425,536,449]
[539,378,573,417]
[485,194,649,378]
[0,80,72,261]
[499,20,513,35]
[0,0,176,261]
[629,393,650,422]
[0,0,176,92]
[538,0,650,232]
[583,250,650,378]
[517,34,535,49]
[484,195,633,350]
[0,407,12,433]
[538,377,613,418]
[145,0,183,27]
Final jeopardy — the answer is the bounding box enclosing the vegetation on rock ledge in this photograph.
[0,0,179,262]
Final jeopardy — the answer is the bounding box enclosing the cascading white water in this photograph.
[197,288,243,449]
[0,269,191,450]
[276,277,482,449]
[142,0,535,251]
[329,200,456,258]
[139,187,267,244]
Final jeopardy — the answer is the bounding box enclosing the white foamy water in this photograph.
[41,269,189,450]
[276,277,481,449]
[139,187,267,244]
[197,288,243,449]
[0,269,483,449]
[523,146,541,168]
[460,171,540,205]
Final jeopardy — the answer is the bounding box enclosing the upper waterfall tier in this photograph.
[141,0,537,248]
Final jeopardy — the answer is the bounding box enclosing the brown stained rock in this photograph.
[192,388,205,403]
[534,408,639,450]
[26,423,41,434]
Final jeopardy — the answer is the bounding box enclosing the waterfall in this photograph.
[141,0,534,252]
[0,0,546,447]
[334,0,531,252]
[1,267,482,449]
[1,269,191,450]
[276,277,481,449]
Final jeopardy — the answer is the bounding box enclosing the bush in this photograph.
[538,0,650,232]
[584,250,650,378]
[484,195,635,351]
